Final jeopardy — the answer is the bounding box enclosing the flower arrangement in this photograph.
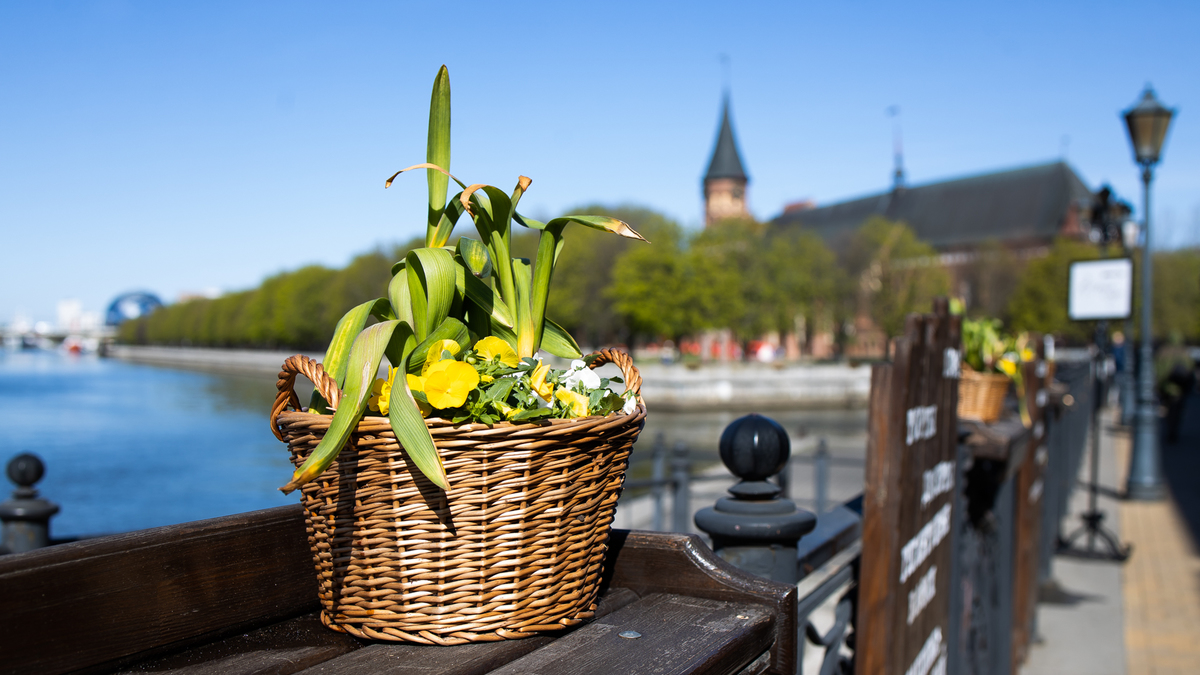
[961,317,1036,425]
[280,66,646,494]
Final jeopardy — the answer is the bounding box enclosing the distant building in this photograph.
[771,160,1094,260]
[703,96,750,226]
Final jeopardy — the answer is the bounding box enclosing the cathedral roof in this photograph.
[771,161,1093,251]
[704,96,749,183]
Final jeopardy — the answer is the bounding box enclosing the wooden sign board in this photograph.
[1011,340,1049,666]
[858,300,961,675]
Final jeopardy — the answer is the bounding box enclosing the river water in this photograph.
[0,350,867,539]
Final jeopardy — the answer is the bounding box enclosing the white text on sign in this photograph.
[921,461,955,508]
[943,349,961,379]
[907,565,938,625]
[900,503,952,583]
[905,626,947,675]
[906,405,938,446]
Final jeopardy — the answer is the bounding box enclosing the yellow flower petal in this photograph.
[422,339,461,375]
[474,336,519,368]
[555,388,589,418]
[530,361,554,401]
[423,359,480,409]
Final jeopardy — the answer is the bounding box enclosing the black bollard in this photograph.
[0,453,60,554]
[694,414,816,584]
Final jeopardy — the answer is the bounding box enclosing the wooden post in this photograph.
[1011,337,1048,667]
[857,299,961,675]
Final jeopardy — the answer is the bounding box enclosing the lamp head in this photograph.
[1123,85,1175,167]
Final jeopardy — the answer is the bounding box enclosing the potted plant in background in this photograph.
[959,318,1033,425]
[269,66,649,645]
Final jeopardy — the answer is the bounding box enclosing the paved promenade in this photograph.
[1025,392,1200,675]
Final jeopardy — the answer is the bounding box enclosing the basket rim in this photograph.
[276,402,647,434]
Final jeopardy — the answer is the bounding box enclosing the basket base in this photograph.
[320,606,595,645]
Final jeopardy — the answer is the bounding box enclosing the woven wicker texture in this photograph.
[958,368,1010,423]
[271,349,645,645]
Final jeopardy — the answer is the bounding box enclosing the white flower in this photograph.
[562,360,601,390]
[622,391,637,415]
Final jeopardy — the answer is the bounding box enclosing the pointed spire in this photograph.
[705,95,748,183]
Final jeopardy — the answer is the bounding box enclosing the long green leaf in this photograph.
[391,358,449,490]
[512,258,535,358]
[464,187,518,320]
[428,190,465,248]
[405,317,470,375]
[541,317,583,359]
[462,272,515,328]
[321,299,383,387]
[529,215,647,352]
[406,248,457,341]
[426,66,451,247]
[283,321,412,493]
[387,265,415,329]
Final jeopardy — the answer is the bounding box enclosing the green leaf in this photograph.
[513,212,546,230]
[391,362,449,491]
[489,318,519,354]
[463,185,518,318]
[283,321,413,493]
[322,299,384,387]
[544,214,648,243]
[540,317,583,359]
[426,65,451,247]
[387,265,415,328]
[512,258,535,358]
[406,247,457,341]
[406,317,470,375]
[462,272,515,328]
[428,190,465,249]
[455,237,492,278]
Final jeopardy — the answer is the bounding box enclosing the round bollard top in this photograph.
[718,414,790,482]
[8,453,45,488]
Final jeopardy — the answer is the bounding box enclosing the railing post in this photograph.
[670,441,691,534]
[694,414,817,584]
[651,433,666,532]
[815,437,830,514]
[0,454,60,554]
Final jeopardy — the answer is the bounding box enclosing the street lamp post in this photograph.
[1122,85,1175,501]
[1120,219,1140,426]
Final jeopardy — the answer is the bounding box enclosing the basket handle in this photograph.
[270,355,343,441]
[270,348,643,440]
[587,348,642,403]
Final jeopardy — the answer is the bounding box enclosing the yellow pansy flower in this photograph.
[367,366,399,415]
[530,361,554,401]
[406,373,433,417]
[422,339,461,375]
[474,336,519,368]
[997,358,1018,377]
[1020,347,1035,362]
[556,388,589,418]
[422,359,480,409]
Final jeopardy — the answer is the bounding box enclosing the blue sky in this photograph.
[2,1,1198,324]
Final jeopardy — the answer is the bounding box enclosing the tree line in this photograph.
[120,205,1200,352]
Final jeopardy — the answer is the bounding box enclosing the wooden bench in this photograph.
[0,505,797,675]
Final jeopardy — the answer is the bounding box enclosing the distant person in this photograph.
[1156,333,1196,443]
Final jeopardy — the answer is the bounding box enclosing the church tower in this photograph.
[703,95,750,226]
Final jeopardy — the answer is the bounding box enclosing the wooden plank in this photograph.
[114,613,358,675]
[0,505,317,675]
[293,588,640,675]
[602,530,796,675]
[857,300,960,675]
[1011,341,1048,668]
[485,593,774,675]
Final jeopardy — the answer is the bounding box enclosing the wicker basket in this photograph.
[958,368,1010,423]
[269,349,645,645]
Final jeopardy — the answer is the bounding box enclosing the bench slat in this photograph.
[485,593,774,675]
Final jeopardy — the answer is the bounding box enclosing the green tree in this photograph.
[1152,248,1200,341]
[1006,237,1101,343]
[843,217,951,338]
